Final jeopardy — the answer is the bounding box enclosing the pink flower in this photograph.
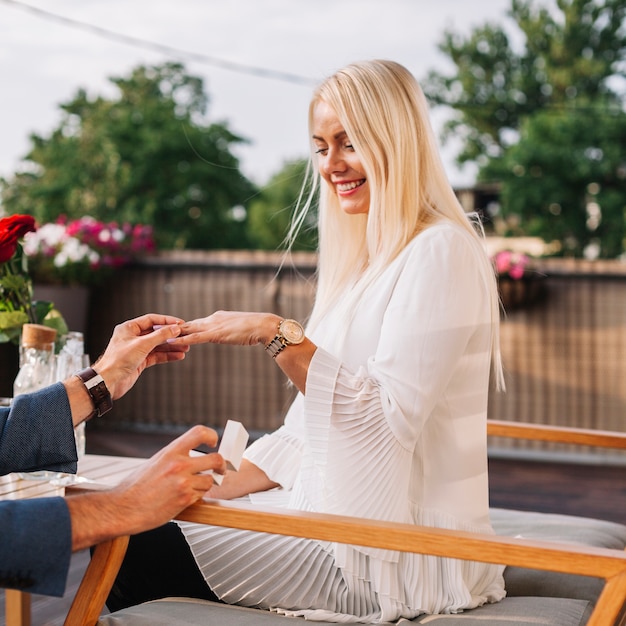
[22,216,155,286]
[494,250,513,274]
[493,250,530,280]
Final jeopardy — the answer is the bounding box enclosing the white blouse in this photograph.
[179,221,506,622]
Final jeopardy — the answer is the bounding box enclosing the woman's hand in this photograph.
[174,310,317,395]
[204,458,279,500]
[173,311,282,348]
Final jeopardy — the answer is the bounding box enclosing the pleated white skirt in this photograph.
[177,520,383,623]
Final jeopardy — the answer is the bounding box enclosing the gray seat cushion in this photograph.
[491,508,626,604]
[412,597,593,625]
[490,508,626,549]
[98,596,593,626]
[98,599,359,625]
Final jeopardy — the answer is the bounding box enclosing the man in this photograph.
[0,313,225,597]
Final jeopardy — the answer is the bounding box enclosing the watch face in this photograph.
[280,319,305,344]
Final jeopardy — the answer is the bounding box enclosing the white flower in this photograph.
[23,223,67,255]
[53,237,100,268]
[21,216,154,286]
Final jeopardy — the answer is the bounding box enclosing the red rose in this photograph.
[0,215,36,263]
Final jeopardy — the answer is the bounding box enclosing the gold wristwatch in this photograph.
[265,318,305,358]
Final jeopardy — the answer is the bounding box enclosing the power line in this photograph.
[0,0,317,86]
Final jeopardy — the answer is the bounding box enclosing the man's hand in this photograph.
[67,426,226,551]
[93,313,190,400]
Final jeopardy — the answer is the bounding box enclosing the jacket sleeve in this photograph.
[0,383,77,476]
[0,497,72,597]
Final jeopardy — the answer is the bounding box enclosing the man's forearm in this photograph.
[66,490,139,551]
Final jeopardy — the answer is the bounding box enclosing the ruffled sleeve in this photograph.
[243,406,306,489]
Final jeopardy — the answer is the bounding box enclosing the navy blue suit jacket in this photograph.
[0,383,78,596]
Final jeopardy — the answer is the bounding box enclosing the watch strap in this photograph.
[265,336,287,358]
[76,367,113,417]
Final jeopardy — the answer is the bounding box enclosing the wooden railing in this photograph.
[489,258,626,459]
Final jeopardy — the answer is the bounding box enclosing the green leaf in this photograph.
[0,273,28,292]
[0,310,29,332]
[31,299,54,325]
[43,307,69,342]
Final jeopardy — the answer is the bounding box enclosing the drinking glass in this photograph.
[73,354,91,458]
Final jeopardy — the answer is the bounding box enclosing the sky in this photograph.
[0,0,514,191]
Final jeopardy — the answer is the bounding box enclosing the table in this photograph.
[1,454,146,626]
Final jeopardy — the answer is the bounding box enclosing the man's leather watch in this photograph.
[75,367,113,417]
[265,318,305,358]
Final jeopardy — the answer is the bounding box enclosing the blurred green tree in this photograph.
[247,159,318,251]
[481,103,626,258]
[0,62,257,250]
[424,0,626,257]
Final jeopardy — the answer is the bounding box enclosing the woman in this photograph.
[109,60,506,622]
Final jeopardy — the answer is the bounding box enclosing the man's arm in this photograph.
[0,426,225,597]
[65,314,190,427]
[0,315,189,476]
[0,497,72,597]
[0,384,76,475]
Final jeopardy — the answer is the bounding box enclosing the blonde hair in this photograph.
[288,60,503,388]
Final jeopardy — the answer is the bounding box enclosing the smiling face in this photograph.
[312,100,370,215]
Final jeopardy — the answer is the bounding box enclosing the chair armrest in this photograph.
[488,419,626,450]
[64,535,129,626]
[175,499,626,626]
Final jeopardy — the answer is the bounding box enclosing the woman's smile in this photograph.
[336,179,367,195]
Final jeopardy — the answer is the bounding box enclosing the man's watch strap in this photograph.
[75,367,113,417]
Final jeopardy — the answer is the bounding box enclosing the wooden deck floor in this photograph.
[3,429,626,625]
